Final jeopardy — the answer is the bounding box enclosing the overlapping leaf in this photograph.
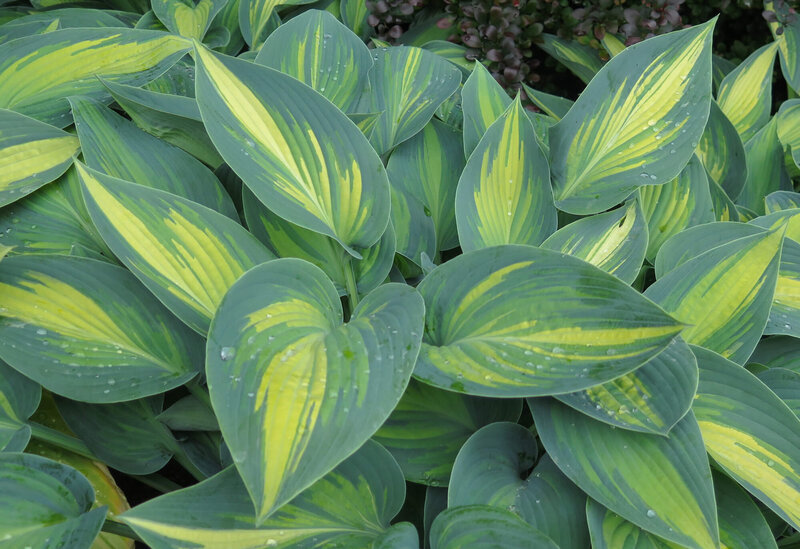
[0,359,40,452]
[429,505,558,549]
[694,101,747,202]
[461,62,511,156]
[152,0,226,40]
[736,117,792,214]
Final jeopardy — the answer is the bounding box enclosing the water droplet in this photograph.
[646,509,656,518]
[220,347,235,361]
[107,379,115,385]
[36,328,46,335]
[647,119,656,126]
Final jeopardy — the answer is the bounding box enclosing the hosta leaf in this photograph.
[773,14,800,92]
[372,380,522,485]
[713,470,778,549]
[0,109,79,207]
[750,335,800,371]
[767,237,800,337]
[77,163,273,335]
[360,46,461,155]
[461,62,511,157]
[56,396,177,475]
[421,40,475,76]
[340,0,369,39]
[766,190,800,213]
[692,345,800,530]
[736,117,792,214]
[751,208,800,242]
[556,337,697,435]
[0,19,58,46]
[521,83,573,121]
[695,101,747,201]
[448,422,589,549]
[238,0,298,47]
[194,44,390,255]
[391,186,436,264]
[530,398,719,549]
[549,21,714,214]
[541,200,647,284]
[158,395,219,431]
[759,368,800,417]
[455,97,557,252]
[0,453,106,549]
[209,0,244,55]
[644,228,783,364]
[206,259,424,521]
[716,41,779,142]
[424,487,447,549]
[415,245,683,397]
[0,254,202,402]
[709,177,740,221]
[152,0,226,40]
[0,28,190,127]
[0,359,40,452]
[386,119,464,252]
[122,441,407,548]
[586,499,682,549]
[7,8,129,29]
[143,57,196,96]
[537,34,603,84]
[70,96,236,218]
[254,10,372,113]
[243,187,395,296]
[638,155,715,261]
[777,99,800,169]
[100,78,223,169]
[429,505,558,549]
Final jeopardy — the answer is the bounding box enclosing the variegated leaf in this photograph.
[777,99,800,169]
[766,190,800,213]
[152,0,226,40]
[461,61,510,157]
[537,34,603,84]
[695,100,747,200]
[736,117,792,215]
[430,505,558,549]
[521,83,573,121]
[0,359,40,452]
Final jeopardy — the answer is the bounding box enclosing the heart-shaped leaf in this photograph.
[152,0,226,40]
[206,258,425,521]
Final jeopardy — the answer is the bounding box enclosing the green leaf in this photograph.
[767,236,800,337]
[152,0,226,40]
[0,254,202,402]
[194,43,391,256]
[56,395,178,475]
[360,45,461,155]
[339,0,369,39]
[692,345,800,530]
[429,505,558,549]
[0,19,58,46]
[254,10,372,113]
[645,228,783,364]
[455,96,556,251]
[713,470,779,549]
[750,335,800,371]
[0,109,80,207]
[243,186,395,296]
[386,119,464,252]
[777,99,800,169]
[69,95,237,218]
[549,21,715,214]
[542,200,647,284]
[448,422,589,549]
[736,117,792,215]
[771,12,800,93]
[372,380,522,486]
[415,245,683,397]
[638,155,716,262]
[0,28,190,127]
[238,0,297,48]
[0,359,40,452]
[157,395,219,431]
[716,41,779,142]
[123,440,409,547]
[530,398,719,549]
[0,453,106,549]
[422,40,475,76]
[78,163,273,334]
[206,258,424,522]
[556,337,697,435]
[766,190,800,213]
[100,77,223,168]
[391,186,436,264]
[586,499,682,549]
[708,177,740,221]
[758,368,800,417]
[521,83,573,121]
[695,101,747,200]
[537,34,603,84]
[461,62,511,157]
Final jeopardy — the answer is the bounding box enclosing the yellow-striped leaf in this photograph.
[767,2,800,93]
[530,398,719,549]
[430,505,558,549]
[645,228,783,364]
[556,337,697,435]
[254,10,372,113]
[152,0,226,40]
[0,19,59,46]
[193,43,391,256]
[0,109,79,207]
[542,200,647,284]
[238,0,297,48]
[360,45,461,155]
[601,33,627,57]
[69,96,237,218]
[461,61,511,157]
[521,83,573,121]
[692,345,800,530]
[716,41,779,142]
[777,99,800,169]
[766,190,800,213]
[538,34,603,84]
[243,186,395,296]
[0,254,202,402]
[709,176,740,221]
[123,441,410,548]
[713,470,779,549]
[455,96,556,252]
[549,20,715,214]
[736,116,792,214]
[421,40,476,76]
[386,119,465,252]
[448,423,590,549]
[340,0,369,39]
[391,186,437,265]
[0,359,40,452]
[586,499,683,549]
[767,237,800,338]
[638,155,715,262]
[750,208,800,243]
[206,259,424,522]
[695,100,748,200]
[77,162,274,335]
[415,245,683,397]
[0,28,190,127]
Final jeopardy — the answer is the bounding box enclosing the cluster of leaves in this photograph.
[1,1,800,548]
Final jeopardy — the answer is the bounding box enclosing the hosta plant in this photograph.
[0,1,799,548]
